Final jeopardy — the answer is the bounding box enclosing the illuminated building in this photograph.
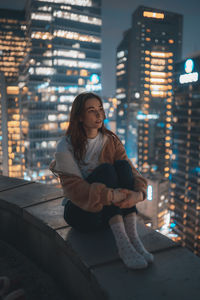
[103,96,117,133]
[19,0,102,184]
[169,55,200,257]
[116,6,182,177]
[0,9,26,83]
[137,174,170,231]
[0,72,8,175]
[0,9,27,177]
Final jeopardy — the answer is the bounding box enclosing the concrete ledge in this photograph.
[0,176,200,299]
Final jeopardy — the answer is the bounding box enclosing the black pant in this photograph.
[64,160,138,233]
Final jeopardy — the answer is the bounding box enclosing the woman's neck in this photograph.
[85,128,99,139]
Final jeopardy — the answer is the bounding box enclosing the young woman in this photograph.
[49,92,154,269]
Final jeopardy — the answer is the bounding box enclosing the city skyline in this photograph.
[0,0,200,96]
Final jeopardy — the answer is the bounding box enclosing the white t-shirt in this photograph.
[79,132,104,178]
[56,132,104,179]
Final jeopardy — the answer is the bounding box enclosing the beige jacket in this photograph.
[49,133,148,212]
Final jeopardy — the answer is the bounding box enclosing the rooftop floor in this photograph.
[0,175,200,300]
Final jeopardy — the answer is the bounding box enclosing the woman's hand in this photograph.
[114,189,144,209]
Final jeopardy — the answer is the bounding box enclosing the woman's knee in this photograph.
[87,163,118,188]
[114,160,135,189]
[114,160,131,171]
[97,163,116,176]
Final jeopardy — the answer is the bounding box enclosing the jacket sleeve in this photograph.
[113,137,148,199]
[58,173,113,212]
[49,154,113,212]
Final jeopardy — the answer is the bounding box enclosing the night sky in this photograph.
[1,0,200,96]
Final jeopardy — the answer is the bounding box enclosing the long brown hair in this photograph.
[66,92,119,162]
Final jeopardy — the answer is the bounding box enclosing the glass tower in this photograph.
[170,55,200,257]
[116,6,183,177]
[19,0,102,184]
[0,9,27,177]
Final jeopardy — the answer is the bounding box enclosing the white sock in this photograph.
[124,213,154,263]
[110,221,148,269]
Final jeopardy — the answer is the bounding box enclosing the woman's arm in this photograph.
[113,136,148,200]
[58,173,113,212]
[49,156,114,212]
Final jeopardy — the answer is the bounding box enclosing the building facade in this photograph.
[116,6,183,177]
[137,175,170,231]
[0,9,27,177]
[169,55,200,256]
[19,0,102,184]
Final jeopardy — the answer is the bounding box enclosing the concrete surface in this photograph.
[0,238,67,300]
[0,175,200,300]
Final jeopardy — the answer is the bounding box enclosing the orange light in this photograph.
[143,11,164,19]
[168,39,174,44]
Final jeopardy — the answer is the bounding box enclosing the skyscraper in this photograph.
[170,55,200,257]
[19,0,102,184]
[0,9,27,177]
[0,9,27,83]
[116,6,183,177]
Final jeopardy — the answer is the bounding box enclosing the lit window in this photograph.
[143,11,164,19]
[53,10,101,25]
[54,30,101,43]
[31,13,52,21]
[38,0,92,6]
[151,52,173,58]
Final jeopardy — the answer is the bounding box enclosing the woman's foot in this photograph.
[124,213,154,264]
[109,220,148,269]
[118,241,148,269]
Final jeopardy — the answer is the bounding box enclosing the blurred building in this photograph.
[0,9,27,177]
[169,55,200,256]
[0,73,8,175]
[137,174,170,231]
[103,96,117,133]
[19,0,102,184]
[0,9,27,83]
[116,6,183,178]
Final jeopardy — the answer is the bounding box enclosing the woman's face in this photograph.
[80,97,105,130]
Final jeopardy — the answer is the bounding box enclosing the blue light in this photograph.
[0,136,2,141]
[147,185,153,201]
[90,74,100,84]
[184,59,194,74]
[104,119,109,124]
[193,167,200,173]
[170,222,176,228]
[157,122,165,128]
[152,165,158,171]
